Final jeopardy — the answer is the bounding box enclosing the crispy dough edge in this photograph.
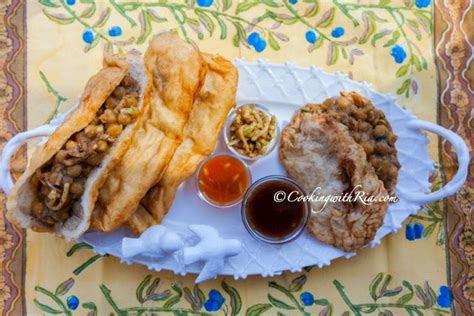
[128,53,238,234]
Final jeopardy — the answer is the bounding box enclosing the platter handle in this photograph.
[398,119,470,205]
[0,126,56,194]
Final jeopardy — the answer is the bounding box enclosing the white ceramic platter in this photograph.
[1,60,469,280]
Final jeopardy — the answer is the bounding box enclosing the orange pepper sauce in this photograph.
[198,155,250,206]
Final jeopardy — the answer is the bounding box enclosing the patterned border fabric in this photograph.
[0,0,472,315]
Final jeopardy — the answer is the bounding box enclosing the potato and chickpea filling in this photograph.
[30,75,140,225]
[228,104,276,158]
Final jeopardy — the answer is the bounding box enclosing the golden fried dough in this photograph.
[128,54,238,234]
[280,111,389,252]
[91,33,207,232]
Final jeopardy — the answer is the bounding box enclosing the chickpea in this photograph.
[375,142,390,154]
[105,96,119,109]
[118,112,132,125]
[336,97,352,109]
[86,154,103,166]
[358,122,371,132]
[388,133,397,145]
[66,165,82,177]
[373,125,388,137]
[354,110,367,120]
[55,150,69,164]
[70,181,84,196]
[112,86,126,99]
[363,142,374,155]
[85,124,104,137]
[96,140,108,152]
[65,140,77,151]
[106,124,123,137]
[99,109,117,124]
[122,95,138,108]
[388,165,398,178]
[352,132,361,143]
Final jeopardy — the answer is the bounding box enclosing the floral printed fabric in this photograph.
[23,0,452,314]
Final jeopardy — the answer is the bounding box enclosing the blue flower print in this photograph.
[391,45,407,64]
[247,32,266,53]
[416,0,431,8]
[414,223,424,239]
[197,0,213,7]
[253,39,267,53]
[204,289,225,312]
[437,285,452,308]
[289,0,298,4]
[331,27,344,38]
[247,32,260,46]
[300,292,314,306]
[108,26,122,37]
[66,0,75,5]
[82,30,94,44]
[66,295,79,310]
[405,224,415,241]
[305,30,317,44]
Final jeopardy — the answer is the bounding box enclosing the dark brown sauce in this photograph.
[245,179,307,239]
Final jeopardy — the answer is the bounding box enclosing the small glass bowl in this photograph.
[223,104,280,161]
[241,175,311,245]
[195,153,252,208]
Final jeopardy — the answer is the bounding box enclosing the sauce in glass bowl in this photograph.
[196,154,251,207]
[241,176,310,244]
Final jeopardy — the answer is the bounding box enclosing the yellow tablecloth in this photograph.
[3,0,470,314]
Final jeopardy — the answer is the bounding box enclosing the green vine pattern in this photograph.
[37,0,432,98]
[34,267,450,315]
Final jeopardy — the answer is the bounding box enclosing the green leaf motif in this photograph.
[371,30,391,47]
[67,242,92,257]
[55,278,74,296]
[246,303,273,316]
[82,302,98,316]
[196,10,215,35]
[34,299,62,314]
[262,0,281,7]
[379,0,391,5]
[289,275,307,292]
[236,0,259,14]
[268,293,295,310]
[93,8,111,28]
[136,274,152,304]
[327,43,339,65]
[222,280,242,315]
[396,64,410,77]
[268,32,280,50]
[42,9,74,25]
[39,0,60,8]
[80,3,96,18]
[369,272,384,301]
[164,283,183,308]
[315,7,335,28]
[397,79,411,96]
[359,11,378,45]
[383,30,400,47]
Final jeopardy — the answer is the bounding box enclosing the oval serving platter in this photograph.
[2,60,469,279]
